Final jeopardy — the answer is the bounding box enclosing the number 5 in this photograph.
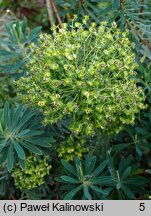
[139,203,145,211]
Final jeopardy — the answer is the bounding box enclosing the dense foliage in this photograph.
[56,154,148,200]
[0,18,41,77]
[17,19,146,137]
[12,155,51,191]
[0,102,53,171]
[0,0,150,200]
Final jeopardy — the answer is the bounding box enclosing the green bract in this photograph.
[12,155,51,191]
[57,135,88,161]
[17,18,146,138]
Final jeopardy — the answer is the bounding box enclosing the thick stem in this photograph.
[50,0,63,27]
[46,0,54,26]
[120,0,124,11]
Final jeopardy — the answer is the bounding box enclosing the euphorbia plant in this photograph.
[12,155,51,191]
[17,17,146,159]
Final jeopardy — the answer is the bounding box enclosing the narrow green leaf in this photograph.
[19,141,42,155]
[61,159,77,177]
[7,145,14,172]
[63,185,83,200]
[75,157,84,179]
[28,26,42,42]
[83,185,92,200]
[135,144,142,157]
[21,18,27,39]
[55,177,67,183]
[91,185,109,196]
[3,101,10,128]
[122,185,136,199]
[12,140,25,160]
[135,127,149,135]
[22,130,44,137]
[121,166,131,180]
[85,155,97,175]
[18,158,26,169]
[0,52,19,61]
[61,175,80,184]
[11,105,23,130]
[15,110,34,131]
[91,160,108,177]
[126,176,148,185]
[0,50,14,55]
[15,129,31,137]
[26,137,51,147]
[10,61,23,73]
[0,139,8,151]
[90,176,114,186]
[0,147,8,163]
[112,143,132,152]
[118,158,125,176]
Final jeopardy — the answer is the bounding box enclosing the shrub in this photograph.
[17,17,146,149]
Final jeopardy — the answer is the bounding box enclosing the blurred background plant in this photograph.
[1,0,150,61]
[0,75,16,108]
[0,18,41,78]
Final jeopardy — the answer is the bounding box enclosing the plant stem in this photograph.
[120,0,124,11]
[46,0,54,26]
[50,0,63,27]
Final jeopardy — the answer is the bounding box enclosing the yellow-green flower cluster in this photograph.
[12,156,51,191]
[17,17,146,137]
[58,135,88,161]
